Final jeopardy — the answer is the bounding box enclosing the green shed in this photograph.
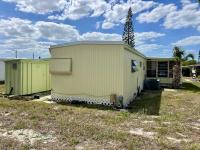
[5,59,51,95]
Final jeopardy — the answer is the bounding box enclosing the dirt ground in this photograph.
[0,81,199,150]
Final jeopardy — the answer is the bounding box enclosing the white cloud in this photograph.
[136,44,164,54]
[80,32,121,41]
[172,36,200,46]
[135,32,165,45]
[35,21,80,41]
[2,0,67,14]
[0,17,80,58]
[102,0,156,29]
[0,17,39,39]
[2,0,156,29]
[48,0,109,20]
[164,2,200,30]
[0,16,166,58]
[102,21,118,29]
[136,4,177,23]
[0,38,53,58]
[136,0,200,31]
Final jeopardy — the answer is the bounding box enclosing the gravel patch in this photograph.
[129,128,157,139]
[0,129,56,145]
[166,137,191,143]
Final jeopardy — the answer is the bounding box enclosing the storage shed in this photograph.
[5,59,51,95]
[50,41,147,106]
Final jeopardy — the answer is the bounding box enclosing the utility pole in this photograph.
[15,50,18,58]
[198,50,200,63]
[33,52,35,59]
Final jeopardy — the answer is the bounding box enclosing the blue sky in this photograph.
[0,0,199,59]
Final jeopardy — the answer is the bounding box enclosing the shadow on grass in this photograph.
[57,90,163,115]
[128,90,162,115]
[181,82,200,93]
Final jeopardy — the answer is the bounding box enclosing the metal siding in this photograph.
[123,48,147,105]
[50,44,124,100]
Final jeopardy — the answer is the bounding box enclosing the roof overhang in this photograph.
[50,41,125,49]
[147,57,176,61]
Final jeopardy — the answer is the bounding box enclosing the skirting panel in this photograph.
[51,92,112,106]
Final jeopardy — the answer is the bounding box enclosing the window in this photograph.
[131,60,137,72]
[147,61,156,77]
[12,63,17,70]
[158,62,168,77]
[50,58,72,75]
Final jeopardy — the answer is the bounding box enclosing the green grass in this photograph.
[0,81,200,149]
[181,82,200,93]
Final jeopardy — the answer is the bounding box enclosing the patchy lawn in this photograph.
[0,81,199,150]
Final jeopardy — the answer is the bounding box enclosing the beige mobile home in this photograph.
[50,41,146,106]
[50,41,179,107]
[5,59,51,95]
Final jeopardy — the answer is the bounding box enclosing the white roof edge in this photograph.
[50,41,124,49]
[123,44,147,59]
[147,57,175,60]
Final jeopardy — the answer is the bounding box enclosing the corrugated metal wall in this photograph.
[50,44,124,100]
[5,61,20,94]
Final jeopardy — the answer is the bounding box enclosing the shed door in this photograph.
[6,62,19,95]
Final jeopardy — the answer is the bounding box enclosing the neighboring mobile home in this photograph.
[146,57,177,87]
[5,59,51,95]
[49,41,179,107]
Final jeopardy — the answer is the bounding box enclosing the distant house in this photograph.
[182,64,200,77]
[0,60,5,82]
[49,41,179,107]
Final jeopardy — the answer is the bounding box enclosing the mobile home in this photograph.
[146,57,177,87]
[49,41,179,107]
[5,59,51,95]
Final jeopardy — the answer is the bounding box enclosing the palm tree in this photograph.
[172,46,184,88]
[184,53,194,60]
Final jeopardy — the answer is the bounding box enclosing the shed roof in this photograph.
[3,58,49,62]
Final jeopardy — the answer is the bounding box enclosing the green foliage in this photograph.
[173,46,184,61]
[184,53,194,60]
[122,7,135,48]
[182,60,197,66]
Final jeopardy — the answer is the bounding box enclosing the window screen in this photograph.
[131,60,137,72]
[158,62,168,77]
[147,61,156,77]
